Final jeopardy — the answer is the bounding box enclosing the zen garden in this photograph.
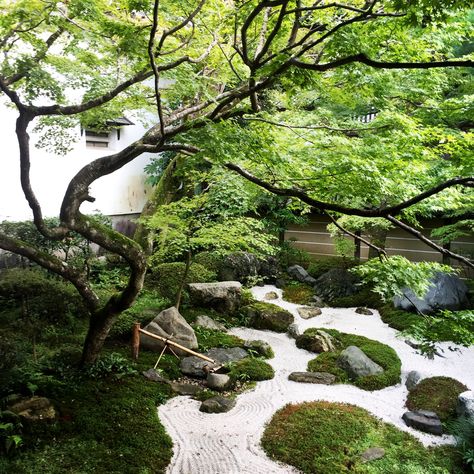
[1,1,474,473]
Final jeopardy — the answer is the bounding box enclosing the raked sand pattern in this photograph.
[159,285,474,474]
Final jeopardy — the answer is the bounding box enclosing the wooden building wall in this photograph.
[285,215,474,278]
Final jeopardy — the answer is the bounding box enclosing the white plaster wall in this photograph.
[0,103,157,221]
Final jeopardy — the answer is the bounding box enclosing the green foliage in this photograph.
[84,352,137,380]
[431,220,474,246]
[352,256,455,301]
[0,408,23,456]
[0,268,87,328]
[147,262,216,302]
[193,251,225,274]
[194,327,244,352]
[306,329,401,391]
[282,282,314,305]
[406,376,468,422]
[404,309,474,357]
[261,401,464,474]
[448,417,474,470]
[228,358,275,382]
[378,305,420,331]
[277,241,311,269]
[109,290,170,340]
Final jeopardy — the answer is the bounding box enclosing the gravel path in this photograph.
[158,285,474,474]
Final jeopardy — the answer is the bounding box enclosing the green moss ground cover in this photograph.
[306,329,401,390]
[261,401,464,474]
[406,376,468,423]
[229,358,275,382]
[282,282,314,305]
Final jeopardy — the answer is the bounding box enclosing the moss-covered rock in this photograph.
[406,376,468,422]
[242,302,294,332]
[282,282,314,305]
[306,329,401,391]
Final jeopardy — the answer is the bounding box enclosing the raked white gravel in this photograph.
[158,285,474,474]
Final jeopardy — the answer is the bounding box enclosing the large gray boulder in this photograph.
[393,272,468,314]
[314,268,360,301]
[218,252,260,283]
[337,346,383,380]
[180,347,248,378]
[188,281,242,313]
[402,410,443,436]
[194,315,226,331]
[140,306,198,356]
[457,391,474,419]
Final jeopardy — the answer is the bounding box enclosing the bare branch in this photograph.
[386,215,474,269]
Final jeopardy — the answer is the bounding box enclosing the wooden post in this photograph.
[132,322,141,360]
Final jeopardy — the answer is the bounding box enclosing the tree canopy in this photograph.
[0,0,473,364]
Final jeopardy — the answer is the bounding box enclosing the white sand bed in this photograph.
[159,285,474,474]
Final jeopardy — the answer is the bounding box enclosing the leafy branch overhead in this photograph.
[0,0,472,364]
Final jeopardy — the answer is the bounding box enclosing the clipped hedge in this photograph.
[306,328,401,391]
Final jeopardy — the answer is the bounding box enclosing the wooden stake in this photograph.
[132,322,141,360]
[138,328,215,363]
[153,344,167,370]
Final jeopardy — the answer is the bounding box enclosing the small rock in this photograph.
[355,307,373,315]
[170,382,202,396]
[402,410,443,436]
[206,373,232,391]
[200,396,236,413]
[195,315,227,331]
[360,447,385,463]
[405,370,422,391]
[457,390,474,419]
[9,396,57,422]
[243,340,273,358]
[142,369,169,384]
[338,346,383,379]
[297,306,322,319]
[287,323,301,339]
[288,372,336,384]
[296,331,336,353]
[264,291,279,300]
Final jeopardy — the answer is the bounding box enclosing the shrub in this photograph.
[306,328,401,390]
[277,241,310,269]
[406,376,468,422]
[147,262,216,301]
[307,256,358,279]
[378,305,420,331]
[448,417,474,470]
[85,352,137,380]
[193,251,225,274]
[229,358,274,382]
[261,401,462,474]
[0,268,87,327]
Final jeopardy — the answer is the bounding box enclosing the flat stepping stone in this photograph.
[402,410,443,435]
[355,307,373,315]
[200,396,236,413]
[170,382,202,396]
[297,306,322,319]
[360,447,385,462]
[288,372,336,385]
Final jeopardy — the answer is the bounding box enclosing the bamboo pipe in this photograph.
[138,328,216,363]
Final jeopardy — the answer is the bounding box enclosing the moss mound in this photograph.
[261,401,463,474]
[282,282,314,305]
[406,376,468,422]
[229,358,275,382]
[306,329,401,390]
